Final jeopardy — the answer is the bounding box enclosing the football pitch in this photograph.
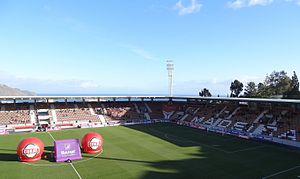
[1,123,300,179]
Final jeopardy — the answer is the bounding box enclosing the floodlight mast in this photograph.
[166,60,174,97]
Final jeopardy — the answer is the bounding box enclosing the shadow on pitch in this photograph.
[123,123,300,179]
[0,148,17,152]
[0,146,55,162]
[125,123,199,147]
[0,153,18,162]
[42,146,55,162]
[84,155,152,164]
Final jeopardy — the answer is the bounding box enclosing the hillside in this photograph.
[0,84,36,96]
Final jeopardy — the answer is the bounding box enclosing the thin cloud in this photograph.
[131,47,161,61]
[0,71,102,94]
[286,0,300,6]
[120,44,160,62]
[174,0,202,16]
[80,81,100,89]
[228,0,273,9]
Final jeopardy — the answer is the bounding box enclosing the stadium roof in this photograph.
[0,95,299,104]
[176,96,300,104]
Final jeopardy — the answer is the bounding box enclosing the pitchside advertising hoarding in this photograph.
[54,139,82,162]
[0,128,7,135]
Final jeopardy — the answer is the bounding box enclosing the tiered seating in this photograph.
[147,102,167,119]
[229,106,261,131]
[1,100,300,143]
[167,103,191,121]
[0,105,31,125]
[169,102,299,142]
[218,104,237,119]
[193,104,219,122]
[135,102,148,113]
[96,102,143,121]
[273,109,300,140]
[147,102,178,119]
[182,105,200,122]
[172,102,219,123]
[55,103,100,122]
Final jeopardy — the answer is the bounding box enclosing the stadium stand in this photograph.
[94,102,144,122]
[0,104,32,125]
[0,96,300,147]
[54,103,100,122]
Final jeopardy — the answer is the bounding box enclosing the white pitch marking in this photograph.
[47,132,56,141]
[47,131,84,179]
[262,165,300,179]
[70,163,83,179]
[22,150,103,167]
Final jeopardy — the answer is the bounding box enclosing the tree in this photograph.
[244,82,257,97]
[257,83,272,98]
[285,71,300,99]
[290,71,299,92]
[199,88,212,97]
[264,70,292,96]
[230,80,244,97]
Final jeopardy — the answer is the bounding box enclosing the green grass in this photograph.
[1,123,300,179]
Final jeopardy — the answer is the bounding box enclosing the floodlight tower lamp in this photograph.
[166,60,174,97]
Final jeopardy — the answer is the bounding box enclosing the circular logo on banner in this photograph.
[89,137,101,150]
[23,143,40,158]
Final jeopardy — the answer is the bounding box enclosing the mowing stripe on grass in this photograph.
[262,165,300,179]
[163,133,230,153]
[222,137,238,142]
[150,128,265,155]
[148,128,230,153]
[229,145,266,154]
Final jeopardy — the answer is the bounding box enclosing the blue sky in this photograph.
[0,0,300,95]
